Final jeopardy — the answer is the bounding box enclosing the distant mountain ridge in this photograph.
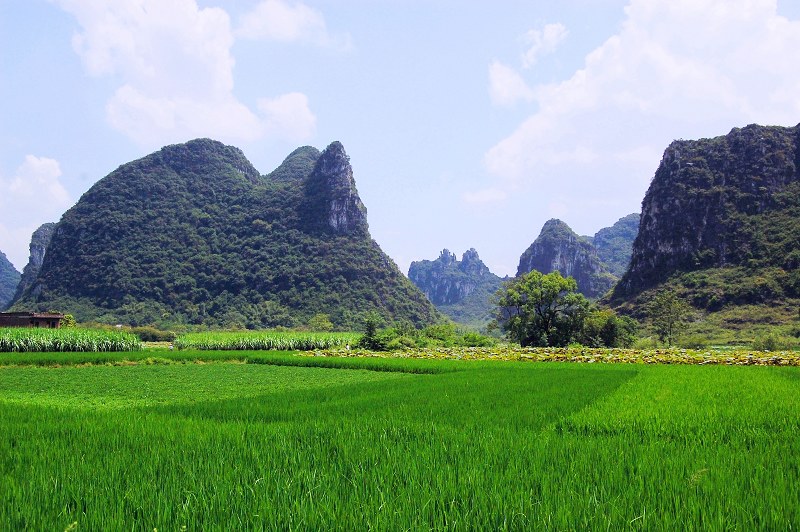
[517,219,618,299]
[408,248,503,328]
[13,139,440,328]
[610,123,800,322]
[586,213,640,277]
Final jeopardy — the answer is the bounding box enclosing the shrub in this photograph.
[131,326,177,342]
[751,332,789,352]
[678,334,709,350]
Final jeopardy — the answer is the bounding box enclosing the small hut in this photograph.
[0,312,64,329]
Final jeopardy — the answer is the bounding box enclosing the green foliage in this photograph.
[578,309,638,348]
[752,331,791,352]
[306,313,334,332]
[12,139,439,330]
[590,213,640,277]
[356,317,496,351]
[0,250,20,310]
[61,314,76,328]
[676,334,709,350]
[494,270,591,347]
[174,331,359,351]
[0,360,798,528]
[130,326,176,342]
[648,289,693,347]
[0,327,141,352]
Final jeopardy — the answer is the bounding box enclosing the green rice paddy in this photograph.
[0,352,798,529]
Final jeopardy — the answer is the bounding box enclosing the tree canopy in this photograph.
[494,270,637,348]
[493,270,590,347]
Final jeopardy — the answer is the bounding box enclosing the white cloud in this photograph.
[484,0,800,225]
[488,61,535,107]
[522,23,568,68]
[0,156,72,270]
[257,92,317,142]
[54,0,318,147]
[237,0,352,50]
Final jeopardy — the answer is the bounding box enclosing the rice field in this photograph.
[173,330,360,351]
[0,351,798,529]
[0,327,141,352]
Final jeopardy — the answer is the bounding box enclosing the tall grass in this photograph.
[0,327,141,352]
[174,330,360,351]
[0,360,798,529]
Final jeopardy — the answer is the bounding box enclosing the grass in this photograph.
[173,330,360,351]
[0,354,798,529]
[0,327,141,352]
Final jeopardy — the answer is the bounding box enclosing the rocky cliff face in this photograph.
[613,123,800,306]
[0,250,20,310]
[517,219,617,299]
[11,223,56,304]
[303,142,368,236]
[408,248,503,326]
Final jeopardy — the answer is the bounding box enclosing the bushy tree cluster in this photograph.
[493,270,637,348]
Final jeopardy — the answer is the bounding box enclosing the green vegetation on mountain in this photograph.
[587,213,639,277]
[517,219,617,299]
[0,251,20,310]
[408,249,503,328]
[610,124,800,328]
[12,139,440,329]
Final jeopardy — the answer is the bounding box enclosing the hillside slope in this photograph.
[13,139,440,329]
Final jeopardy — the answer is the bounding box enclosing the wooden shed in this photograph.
[0,312,64,329]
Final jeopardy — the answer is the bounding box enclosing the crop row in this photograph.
[304,345,800,365]
[0,328,142,352]
[173,331,361,351]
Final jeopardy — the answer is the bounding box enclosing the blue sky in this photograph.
[2,0,800,276]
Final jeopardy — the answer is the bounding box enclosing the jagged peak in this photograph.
[302,141,368,235]
[315,141,350,175]
[461,248,481,263]
[438,249,457,265]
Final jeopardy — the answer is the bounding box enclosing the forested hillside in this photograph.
[13,139,440,329]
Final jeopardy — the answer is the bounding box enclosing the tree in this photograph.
[61,314,77,328]
[307,313,334,331]
[648,289,692,347]
[493,270,590,347]
[579,309,638,348]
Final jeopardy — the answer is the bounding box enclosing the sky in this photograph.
[2,0,800,277]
